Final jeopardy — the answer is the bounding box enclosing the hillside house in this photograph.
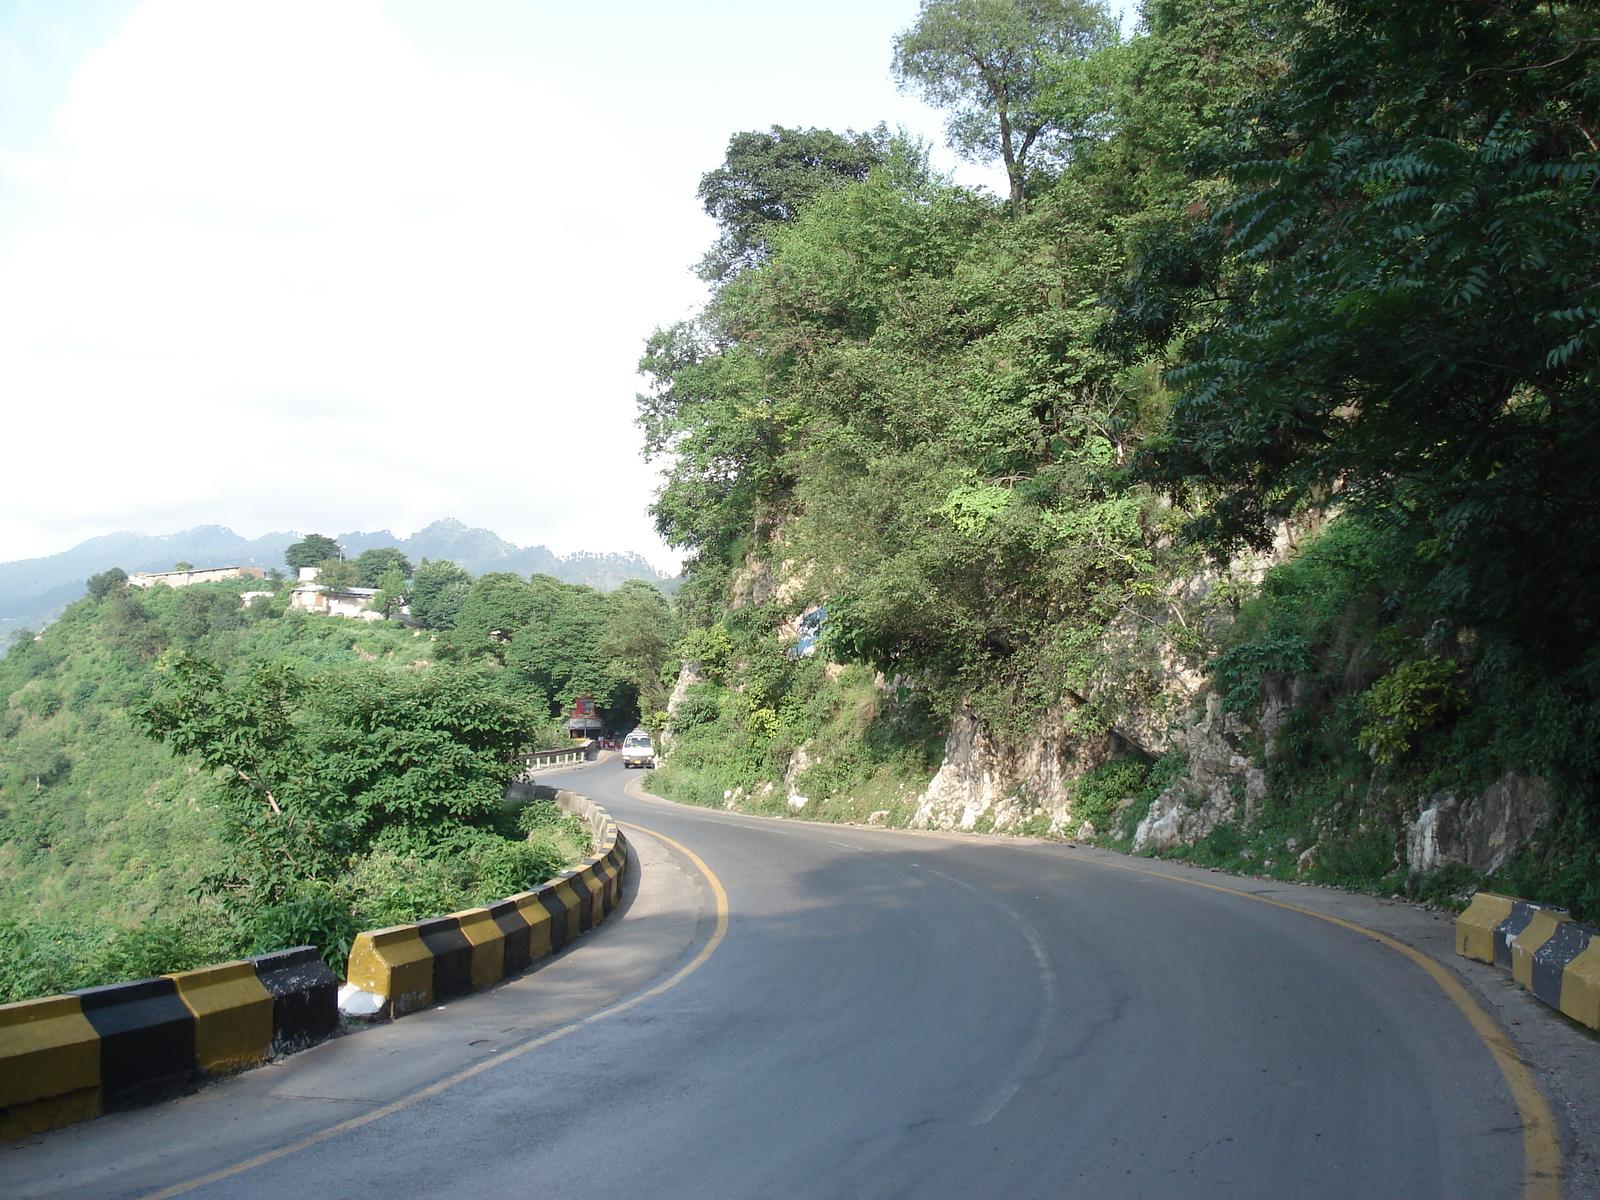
[290,584,387,621]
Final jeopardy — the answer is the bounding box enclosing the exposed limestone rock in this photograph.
[1405,773,1552,881]
[666,661,702,716]
[911,701,1116,832]
[661,660,704,753]
[785,743,815,810]
[1132,694,1259,854]
[729,555,803,610]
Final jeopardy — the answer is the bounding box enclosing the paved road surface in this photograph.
[3,757,1542,1199]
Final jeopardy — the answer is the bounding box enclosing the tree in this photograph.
[351,547,414,588]
[504,576,616,714]
[893,0,1116,216]
[134,653,304,820]
[135,651,536,907]
[312,557,357,590]
[598,581,679,719]
[285,535,340,570]
[365,567,409,619]
[408,559,474,630]
[441,573,538,664]
[1110,0,1600,659]
[696,125,890,280]
[172,561,194,572]
[86,568,128,600]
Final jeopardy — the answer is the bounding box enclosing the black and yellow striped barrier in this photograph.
[1456,892,1600,1030]
[0,946,338,1142]
[344,788,628,1018]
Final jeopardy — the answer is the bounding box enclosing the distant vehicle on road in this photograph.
[621,729,656,769]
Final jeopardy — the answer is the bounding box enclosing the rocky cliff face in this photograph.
[1404,774,1552,881]
[1131,693,1267,854]
[1124,692,1551,881]
[910,701,1117,832]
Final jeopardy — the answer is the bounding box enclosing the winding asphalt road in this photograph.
[3,756,1552,1199]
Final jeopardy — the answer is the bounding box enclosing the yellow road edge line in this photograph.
[136,822,730,1200]
[1061,854,1563,1200]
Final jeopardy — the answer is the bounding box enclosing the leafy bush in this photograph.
[1070,759,1152,830]
[1356,656,1467,764]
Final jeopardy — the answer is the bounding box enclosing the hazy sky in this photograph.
[0,0,1134,570]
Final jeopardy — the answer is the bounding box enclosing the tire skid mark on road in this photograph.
[922,867,1059,1125]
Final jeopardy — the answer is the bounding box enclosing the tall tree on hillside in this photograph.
[504,576,616,714]
[285,535,340,571]
[598,581,679,722]
[351,547,414,588]
[442,573,538,664]
[893,0,1116,216]
[696,125,891,280]
[408,559,474,630]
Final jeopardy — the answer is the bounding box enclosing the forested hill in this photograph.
[641,0,1600,921]
[0,518,676,634]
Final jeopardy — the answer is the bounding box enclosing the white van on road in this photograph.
[621,729,656,769]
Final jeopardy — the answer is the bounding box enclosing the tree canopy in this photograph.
[1107,0,1600,660]
[696,125,891,281]
[285,535,340,570]
[351,547,414,588]
[893,0,1117,214]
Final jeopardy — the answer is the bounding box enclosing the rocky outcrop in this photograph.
[1405,773,1553,881]
[911,701,1117,832]
[1132,693,1266,854]
[661,661,703,752]
[784,743,815,810]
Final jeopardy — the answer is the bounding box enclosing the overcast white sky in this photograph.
[0,0,1136,571]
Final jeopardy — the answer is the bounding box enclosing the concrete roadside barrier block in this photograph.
[573,862,606,929]
[0,995,101,1142]
[1456,892,1516,963]
[593,854,620,915]
[250,947,337,1054]
[347,926,434,1018]
[1493,899,1552,970]
[486,898,534,977]
[416,915,474,1003]
[550,877,585,943]
[1523,920,1593,1013]
[1512,910,1574,989]
[166,961,273,1076]
[538,880,576,951]
[1561,935,1600,1030]
[74,978,199,1111]
[512,890,555,962]
[451,906,510,990]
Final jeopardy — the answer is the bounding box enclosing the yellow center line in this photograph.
[137,822,730,1200]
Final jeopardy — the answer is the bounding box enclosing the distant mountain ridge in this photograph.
[0,519,675,634]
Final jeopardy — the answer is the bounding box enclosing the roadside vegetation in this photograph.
[641,0,1600,921]
[0,542,674,1003]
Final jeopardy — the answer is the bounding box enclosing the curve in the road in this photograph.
[1074,853,1561,1199]
[3,755,1568,1200]
[136,820,731,1200]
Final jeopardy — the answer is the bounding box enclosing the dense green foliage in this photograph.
[696,125,890,281]
[0,574,599,1002]
[641,0,1600,918]
[893,0,1117,214]
[439,572,679,733]
[285,534,340,569]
